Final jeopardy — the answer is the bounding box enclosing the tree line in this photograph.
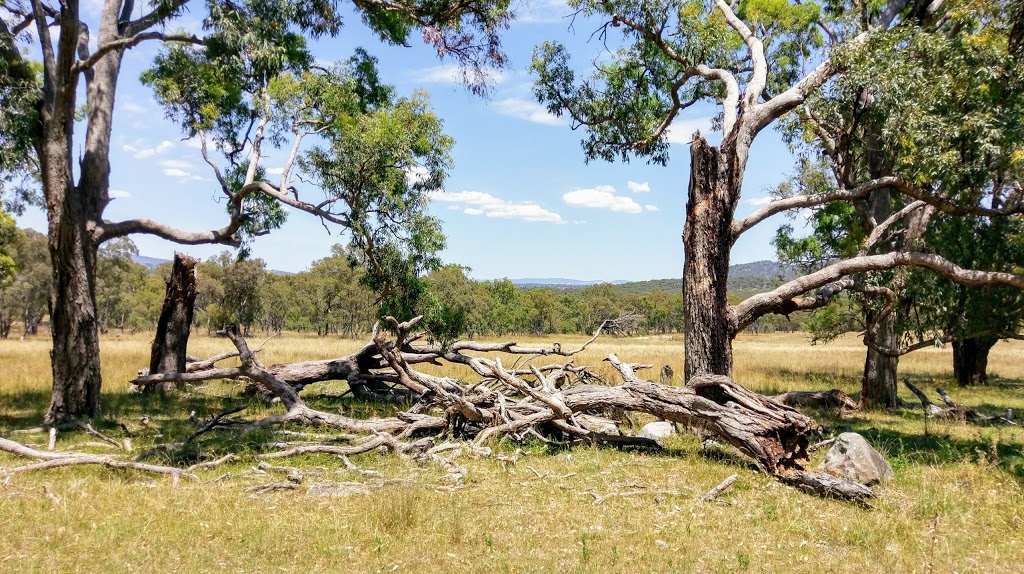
[0,227,807,341]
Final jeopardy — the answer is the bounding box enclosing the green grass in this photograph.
[2,332,1023,573]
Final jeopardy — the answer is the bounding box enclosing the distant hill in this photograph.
[510,278,628,288]
[132,254,790,289]
[131,254,292,275]
[132,255,169,269]
[515,260,794,294]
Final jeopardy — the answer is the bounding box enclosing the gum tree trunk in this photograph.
[44,177,103,423]
[683,136,742,381]
[42,4,125,423]
[860,309,900,408]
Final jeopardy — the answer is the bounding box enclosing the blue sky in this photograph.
[14,0,802,281]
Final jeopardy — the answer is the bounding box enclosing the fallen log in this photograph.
[773,389,859,410]
[903,379,1017,425]
[125,318,869,500]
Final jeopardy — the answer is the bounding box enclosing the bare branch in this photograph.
[0,437,196,480]
[859,200,927,255]
[733,252,1024,330]
[732,176,908,241]
[713,0,766,110]
[73,32,202,73]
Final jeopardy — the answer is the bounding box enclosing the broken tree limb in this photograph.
[0,437,197,480]
[126,317,872,500]
[702,473,738,501]
[902,379,1017,424]
[773,389,859,410]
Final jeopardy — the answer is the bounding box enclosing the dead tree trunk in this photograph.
[683,136,741,381]
[952,336,997,386]
[147,253,198,393]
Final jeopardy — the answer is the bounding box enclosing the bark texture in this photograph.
[147,253,198,392]
[683,137,740,380]
[861,309,900,408]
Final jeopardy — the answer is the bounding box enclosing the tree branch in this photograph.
[73,32,202,73]
[732,176,907,241]
[713,0,766,110]
[733,252,1024,330]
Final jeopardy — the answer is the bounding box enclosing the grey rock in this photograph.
[819,432,894,486]
[638,421,676,441]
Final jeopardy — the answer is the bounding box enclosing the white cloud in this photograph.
[562,185,643,214]
[644,204,659,212]
[123,139,174,159]
[184,138,205,150]
[664,116,716,145]
[627,180,651,193]
[429,190,565,224]
[515,0,572,23]
[266,167,286,176]
[492,98,564,126]
[162,168,203,181]
[745,196,774,206]
[410,65,505,86]
[404,165,429,186]
[109,189,132,199]
[119,99,147,114]
[159,159,194,170]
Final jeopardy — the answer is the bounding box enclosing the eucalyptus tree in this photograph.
[0,0,510,422]
[95,237,148,332]
[532,0,1024,399]
[773,0,1024,401]
[0,210,14,287]
[0,227,49,338]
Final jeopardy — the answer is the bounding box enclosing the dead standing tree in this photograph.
[146,253,198,393]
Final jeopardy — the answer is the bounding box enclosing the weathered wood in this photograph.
[773,389,859,410]
[0,437,197,480]
[147,253,198,393]
[778,471,874,503]
[702,473,738,501]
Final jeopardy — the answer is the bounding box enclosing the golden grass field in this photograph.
[1,331,1023,573]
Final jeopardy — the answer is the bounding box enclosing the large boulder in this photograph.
[819,432,894,486]
[638,421,676,442]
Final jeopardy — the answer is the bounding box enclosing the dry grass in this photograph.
[2,331,1024,573]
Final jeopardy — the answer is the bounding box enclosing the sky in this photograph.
[12,0,804,282]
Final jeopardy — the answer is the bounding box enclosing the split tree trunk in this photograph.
[952,336,996,386]
[683,137,740,381]
[147,253,198,393]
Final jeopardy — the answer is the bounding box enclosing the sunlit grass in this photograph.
[1,330,1023,573]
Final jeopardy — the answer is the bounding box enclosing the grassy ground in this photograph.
[1,331,1023,573]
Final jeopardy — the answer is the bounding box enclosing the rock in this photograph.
[819,432,894,486]
[638,421,676,442]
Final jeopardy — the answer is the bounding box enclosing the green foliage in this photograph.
[0,35,41,215]
[530,0,824,165]
[0,226,49,337]
[0,210,15,286]
[95,238,152,333]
